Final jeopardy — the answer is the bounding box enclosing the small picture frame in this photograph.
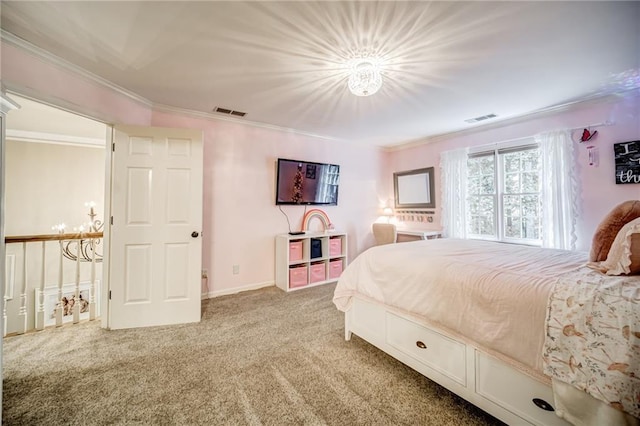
[36,281,101,327]
[614,140,640,184]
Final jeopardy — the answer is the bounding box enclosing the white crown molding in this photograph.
[6,129,105,148]
[2,29,344,143]
[0,91,21,116]
[153,103,343,143]
[1,29,152,109]
[5,28,633,151]
[383,90,638,152]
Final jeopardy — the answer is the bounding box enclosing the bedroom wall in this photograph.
[386,93,640,252]
[150,110,384,296]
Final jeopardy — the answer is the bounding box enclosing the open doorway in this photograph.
[3,94,107,335]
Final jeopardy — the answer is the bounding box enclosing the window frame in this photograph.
[466,142,541,246]
[467,151,497,241]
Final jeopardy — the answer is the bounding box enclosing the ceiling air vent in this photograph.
[214,107,246,117]
[464,113,497,124]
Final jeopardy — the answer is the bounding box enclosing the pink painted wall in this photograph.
[386,94,640,251]
[150,111,384,295]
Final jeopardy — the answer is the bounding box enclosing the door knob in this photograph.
[191,231,199,238]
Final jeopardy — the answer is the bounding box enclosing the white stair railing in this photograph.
[4,231,103,336]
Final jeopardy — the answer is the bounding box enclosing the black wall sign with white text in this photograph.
[614,140,640,184]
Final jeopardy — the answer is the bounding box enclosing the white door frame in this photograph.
[101,125,114,329]
[0,91,23,421]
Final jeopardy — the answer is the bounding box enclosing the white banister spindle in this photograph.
[35,241,46,330]
[56,240,63,327]
[73,241,80,323]
[17,242,28,334]
[3,295,7,337]
[89,238,97,320]
[5,230,103,333]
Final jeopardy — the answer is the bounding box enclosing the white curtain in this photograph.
[440,147,469,238]
[535,130,578,250]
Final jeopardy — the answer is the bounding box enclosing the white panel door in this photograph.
[109,125,203,329]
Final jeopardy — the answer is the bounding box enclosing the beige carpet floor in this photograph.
[3,283,504,425]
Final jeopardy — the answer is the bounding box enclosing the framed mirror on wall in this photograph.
[393,167,435,209]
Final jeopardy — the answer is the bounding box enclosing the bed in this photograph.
[333,238,639,426]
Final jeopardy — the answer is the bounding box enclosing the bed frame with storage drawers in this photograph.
[345,297,570,426]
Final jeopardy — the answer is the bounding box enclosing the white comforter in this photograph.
[333,238,587,376]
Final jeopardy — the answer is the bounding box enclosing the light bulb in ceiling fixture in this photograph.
[348,58,382,97]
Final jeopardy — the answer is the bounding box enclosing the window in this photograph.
[467,144,541,244]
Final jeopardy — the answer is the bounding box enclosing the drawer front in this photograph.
[386,313,466,385]
[309,263,326,283]
[328,260,343,278]
[289,241,303,261]
[476,351,569,426]
[289,266,308,288]
[329,239,342,256]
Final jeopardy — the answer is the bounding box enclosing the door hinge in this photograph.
[110,216,113,225]
[112,142,115,152]
[109,290,112,300]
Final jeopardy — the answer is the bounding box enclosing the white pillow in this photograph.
[598,217,640,275]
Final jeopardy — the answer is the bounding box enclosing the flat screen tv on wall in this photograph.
[275,158,340,205]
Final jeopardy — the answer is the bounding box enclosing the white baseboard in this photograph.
[201,281,275,300]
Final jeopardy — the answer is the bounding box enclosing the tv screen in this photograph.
[275,158,340,205]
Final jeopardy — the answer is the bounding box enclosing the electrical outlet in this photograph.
[232,264,240,275]
[201,269,208,279]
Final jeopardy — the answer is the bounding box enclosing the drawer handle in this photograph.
[416,341,427,349]
[532,398,554,412]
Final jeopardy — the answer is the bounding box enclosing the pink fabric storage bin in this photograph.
[329,238,342,256]
[289,265,308,288]
[329,259,343,279]
[309,262,326,283]
[289,241,303,261]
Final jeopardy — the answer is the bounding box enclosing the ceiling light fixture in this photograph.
[348,58,382,97]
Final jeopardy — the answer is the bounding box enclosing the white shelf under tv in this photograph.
[275,232,348,292]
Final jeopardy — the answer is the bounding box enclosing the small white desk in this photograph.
[396,229,442,241]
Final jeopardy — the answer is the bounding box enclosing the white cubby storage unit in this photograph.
[275,232,348,292]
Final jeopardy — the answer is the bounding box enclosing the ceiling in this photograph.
[1,1,638,148]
